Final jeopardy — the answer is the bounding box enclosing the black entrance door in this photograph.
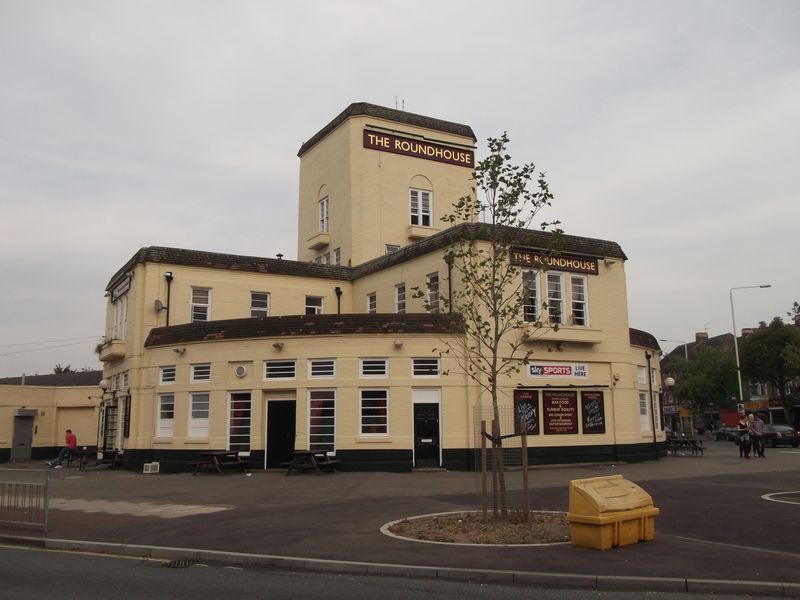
[266,400,296,468]
[413,403,440,468]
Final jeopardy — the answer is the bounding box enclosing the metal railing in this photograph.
[0,468,49,531]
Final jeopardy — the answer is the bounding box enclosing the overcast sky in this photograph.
[1,1,798,377]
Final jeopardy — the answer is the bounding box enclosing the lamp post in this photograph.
[659,338,689,360]
[730,285,771,404]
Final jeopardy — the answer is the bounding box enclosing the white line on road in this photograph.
[762,491,800,506]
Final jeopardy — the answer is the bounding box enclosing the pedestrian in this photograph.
[47,429,77,468]
[751,413,766,457]
[737,415,750,458]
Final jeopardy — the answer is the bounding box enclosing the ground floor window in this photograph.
[157,394,174,437]
[229,392,251,454]
[360,389,388,435]
[189,392,210,438]
[309,390,335,453]
[639,392,650,432]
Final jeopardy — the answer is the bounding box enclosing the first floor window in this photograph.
[251,292,269,318]
[395,283,406,314]
[639,392,650,432]
[547,273,563,324]
[309,359,335,378]
[360,358,388,378]
[413,357,440,377]
[306,296,323,315]
[570,275,587,326]
[157,394,174,437]
[426,272,440,313]
[192,363,211,382]
[319,196,329,232]
[360,389,388,435]
[191,287,211,322]
[266,359,296,379]
[367,292,377,314]
[522,268,539,322]
[409,188,432,226]
[637,366,647,385]
[189,392,210,438]
[229,392,251,454]
[333,248,341,265]
[309,390,335,453]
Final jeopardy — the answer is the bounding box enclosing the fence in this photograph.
[0,468,50,531]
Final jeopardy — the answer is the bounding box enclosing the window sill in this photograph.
[307,232,331,250]
[184,439,210,445]
[355,436,393,444]
[406,225,438,240]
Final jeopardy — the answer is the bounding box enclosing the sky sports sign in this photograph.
[529,362,589,378]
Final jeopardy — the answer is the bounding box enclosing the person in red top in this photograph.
[47,429,77,468]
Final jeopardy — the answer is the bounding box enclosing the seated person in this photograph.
[47,429,77,468]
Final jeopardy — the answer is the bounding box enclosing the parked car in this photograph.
[713,426,739,442]
[763,425,799,448]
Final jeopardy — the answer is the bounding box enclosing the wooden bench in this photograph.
[282,451,340,475]
[192,451,249,475]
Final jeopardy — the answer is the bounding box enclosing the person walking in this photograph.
[751,413,766,457]
[737,415,750,458]
[47,429,77,468]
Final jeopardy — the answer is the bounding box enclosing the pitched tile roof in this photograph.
[144,313,465,348]
[298,102,477,157]
[629,328,661,352]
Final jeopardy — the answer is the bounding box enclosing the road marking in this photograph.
[49,498,231,518]
[761,491,800,506]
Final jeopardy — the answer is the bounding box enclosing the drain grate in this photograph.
[162,558,201,569]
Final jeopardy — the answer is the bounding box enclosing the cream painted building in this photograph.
[96,103,665,472]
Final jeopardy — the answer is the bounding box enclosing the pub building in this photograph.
[95,102,665,472]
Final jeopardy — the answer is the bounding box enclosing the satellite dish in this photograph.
[154,299,165,312]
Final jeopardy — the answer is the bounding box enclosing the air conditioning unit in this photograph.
[143,462,160,474]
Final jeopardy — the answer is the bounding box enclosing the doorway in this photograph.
[266,400,296,468]
[413,395,440,468]
[11,416,34,461]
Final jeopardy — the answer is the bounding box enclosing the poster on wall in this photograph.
[543,390,579,434]
[513,389,540,435]
[581,391,606,434]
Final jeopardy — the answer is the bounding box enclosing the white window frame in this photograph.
[546,273,564,325]
[319,196,329,232]
[112,294,127,340]
[191,287,211,323]
[333,248,341,266]
[191,363,211,383]
[426,272,440,313]
[265,360,296,380]
[159,366,176,385]
[522,268,539,323]
[157,393,175,438]
[570,275,588,326]
[360,358,388,378]
[251,292,269,318]
[639,391,650,432]
[360,389,389,436]
[309,359,336,379]
[305,296,323,315]
[367,292,377,314]
[637,366,647,385]
[188,392,210,438]
[395,283,406,314]
[228,392,252,454]
[409,188,432,226]
[413,357,440,378]
[308,389,335,453]
[385,244,400,255]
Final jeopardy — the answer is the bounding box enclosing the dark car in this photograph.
[714,426,739,442]
[763,425,799,448]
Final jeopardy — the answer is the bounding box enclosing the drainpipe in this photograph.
[446,258,453,313]
[646,351,658,460]
[334,286,342,314]
[164,272,174,326]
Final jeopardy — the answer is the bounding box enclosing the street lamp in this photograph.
[730,284,771,403]
[659,338,689,360]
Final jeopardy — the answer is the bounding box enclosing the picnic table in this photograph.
[192,451,249,475]
[282,451,339,475]
[74,449,123,470]
[667,434,705,457]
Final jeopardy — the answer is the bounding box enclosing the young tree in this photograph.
[740,315,800,421]
[671,346,738,417]
[419,133,561,512]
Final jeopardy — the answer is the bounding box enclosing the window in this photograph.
[265,360,296,379]
[157,394,174,438]
[309,390,335,453]
[309,359,335,378]
[637,366,647,385]
[360,389,388,435]
[395,283,406,314]
[426,272,440,313]
[323,252,330,265]
[192,363,211,382]
[160,366,176,384]
[112,294,127,340]
[410,188,432,226]
[306,296,323,315]
[191,288,211,322]
[570,276,587,326]
[229,392,251,454]
[312,256,322,265]
[333,248,341,266]
[546,273,563,324]
[360,358,388,378]
[385,244,400,255]
[122,370,129,389]
[639,392,650,432]
[189,392,210,438]
[251,292,269,318]
[367,292,377,314]
[413,357,440,377]
[522,269,539,322]
[319,196,329,232]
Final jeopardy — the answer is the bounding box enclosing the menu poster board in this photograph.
[543,390,579,434]
[581,391,606,434]
[513,389,539,435]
